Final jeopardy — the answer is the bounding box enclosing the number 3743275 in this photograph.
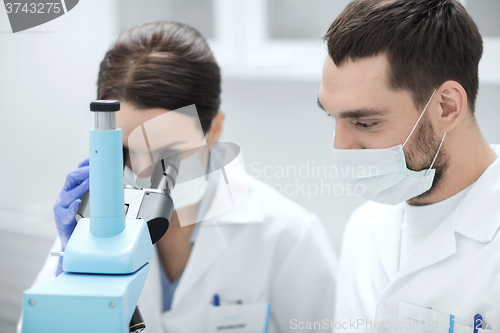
[5,2,62,14]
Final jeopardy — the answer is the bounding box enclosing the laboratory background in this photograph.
[0,0,499,332]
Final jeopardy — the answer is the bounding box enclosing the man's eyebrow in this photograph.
[317,95,387,119]
[338,108,388,119]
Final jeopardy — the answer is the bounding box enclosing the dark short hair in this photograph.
[324,0,483,112]
[97,21,221,133]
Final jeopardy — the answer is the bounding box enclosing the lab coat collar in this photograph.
[373,144,500,281]
[372,203,403,281]
[203,174,264,224]
[395,208,458,280]
[170,222,228,310]
[372,200,459,282]
[170,146,263,310]
[169,175,264,310]
[198,144,264,225]
[454,144,500,243]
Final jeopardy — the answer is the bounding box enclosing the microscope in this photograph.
[22,100,179,333]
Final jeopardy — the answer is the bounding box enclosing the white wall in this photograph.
[0,1,118,332]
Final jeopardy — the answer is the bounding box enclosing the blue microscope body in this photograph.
[22,101,153,333]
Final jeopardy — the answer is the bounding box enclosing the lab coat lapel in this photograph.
[455,147,500,243]
[372,202,458,283]
[372,204,404,281]
[170,217,228,309]
[170,177,263,309]
[394,210,458,280]
[170,148,263,310]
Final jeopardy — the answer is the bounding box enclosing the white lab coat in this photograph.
[334,144,500,330]
[20,172,337,332]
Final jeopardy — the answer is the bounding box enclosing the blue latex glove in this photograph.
[54,158,89,275]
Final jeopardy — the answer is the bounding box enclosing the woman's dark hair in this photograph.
[97,21,221,133]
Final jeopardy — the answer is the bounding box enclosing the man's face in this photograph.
[318,53,446,190]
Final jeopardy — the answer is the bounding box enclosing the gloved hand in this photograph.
[54,158,89,275]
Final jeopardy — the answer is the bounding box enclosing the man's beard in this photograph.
[404,114,448,199]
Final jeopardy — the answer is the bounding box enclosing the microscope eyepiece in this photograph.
[90,100,120,130]
[90,100,120,112]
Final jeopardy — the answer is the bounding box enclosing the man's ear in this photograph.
[435,81,468,133]
[207,112,224,149]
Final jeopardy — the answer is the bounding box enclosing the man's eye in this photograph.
[356,121,376,128]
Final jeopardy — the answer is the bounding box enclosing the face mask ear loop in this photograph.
[424,132,446,176]
[402,89,437,148]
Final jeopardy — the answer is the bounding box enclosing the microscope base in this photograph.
[22,263,150,333]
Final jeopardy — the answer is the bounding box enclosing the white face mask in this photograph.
[332,89,446,205]
[123,148,210,209]
[170,148,210,209]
